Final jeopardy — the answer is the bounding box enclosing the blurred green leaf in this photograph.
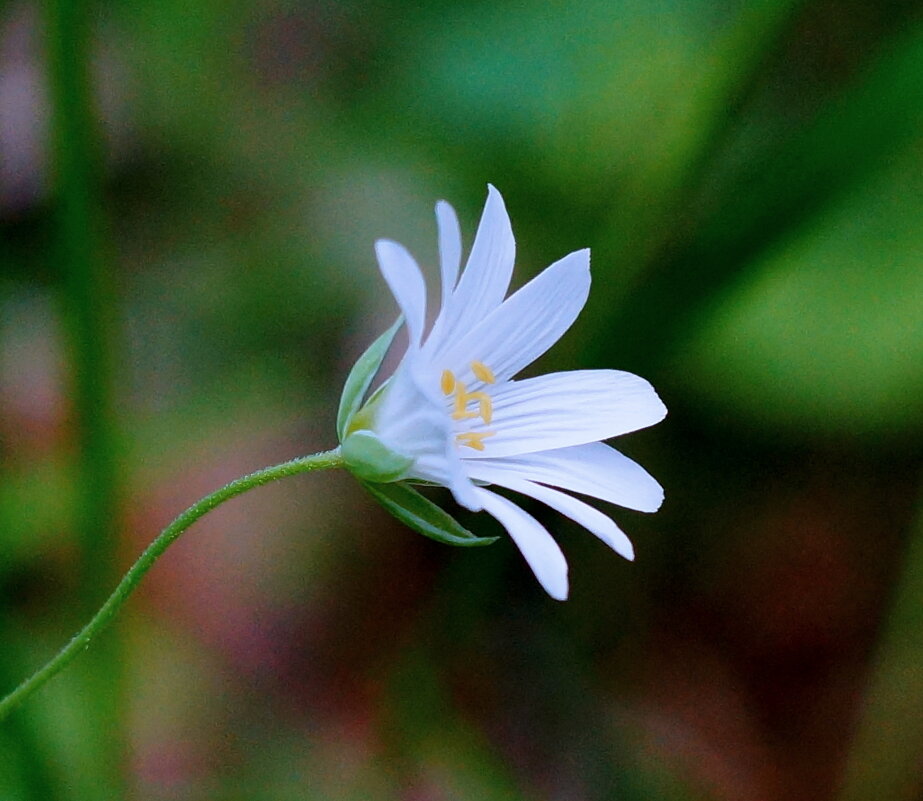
[403,0,797,189]
[681,136,923,436]
[362,481,498,548]
[603,20,923,371]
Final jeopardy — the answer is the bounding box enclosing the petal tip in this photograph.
[552,248,591,285]
[644,484,665,513]
[543,562,569,601]
[650,390,668,424]
[541,573,569,601]
[373,238,400,262]
[484,184,509,214]
[578,248,591,280]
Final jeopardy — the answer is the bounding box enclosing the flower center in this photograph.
[440,361,496,451]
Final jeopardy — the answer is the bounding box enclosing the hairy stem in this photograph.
[0,449,343,721]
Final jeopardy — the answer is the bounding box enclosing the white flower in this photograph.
[345,185,666,600]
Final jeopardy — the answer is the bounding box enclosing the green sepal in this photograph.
[342,430,413,483]
[361,481,498,548]
[336,317,403,441]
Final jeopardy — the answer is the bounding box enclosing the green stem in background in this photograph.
[46,0,123,794]
[48,0,119,615]
[0,449,343,722]
[837,479,923,801]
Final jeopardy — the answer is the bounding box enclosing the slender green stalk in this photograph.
[45,0,124,792]
[48,0,119,606]
[0,449,343,722]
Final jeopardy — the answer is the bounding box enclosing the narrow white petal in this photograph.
[436,200,462,310]
[374,239,426,347]
[475,487,568,600]
[470,442,664,513]
[439,248,590,383]
[429,185,515,352]
[460,369,667,459]
[466,468,634,560]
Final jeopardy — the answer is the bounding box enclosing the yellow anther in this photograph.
[441,369,456,396]
[452,382,477,419]
[479,395,493,425]
[471,361,496,384]
[452,382,493,423]
[456,431,496,451]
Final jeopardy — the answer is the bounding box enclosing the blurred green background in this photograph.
[2,0,922,798]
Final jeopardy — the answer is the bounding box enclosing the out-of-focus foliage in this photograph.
[1,0,922,798]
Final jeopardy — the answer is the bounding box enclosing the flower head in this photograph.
[340,186,666,600]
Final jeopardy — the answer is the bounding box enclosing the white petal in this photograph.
[475,487,568,600]
[436,200,462,310]
[374,239,426,347]
[413,452,483,511]
[439,248,590,383]
[461,369,667,459]
[373,364,446,457]
[466,468,634,560]
[469,442,664,513]
[427,185,515,353]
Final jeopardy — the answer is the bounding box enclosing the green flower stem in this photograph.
[0,448,343,722]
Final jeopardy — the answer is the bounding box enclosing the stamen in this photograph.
[445,362,495,437]
[479,395,493,425]
[456,431,496,451]
[452,382,479,420]
[471,361,496,384]
[452,382,493,423]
